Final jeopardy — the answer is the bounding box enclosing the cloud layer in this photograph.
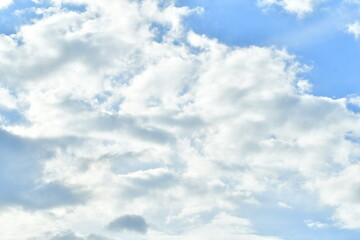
[1,0,360,240]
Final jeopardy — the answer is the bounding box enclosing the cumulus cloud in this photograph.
[0,0,12,9]
[309,164,360,229]
[107,215,148,234]
[347,21,360,39]
[1,0,360,239]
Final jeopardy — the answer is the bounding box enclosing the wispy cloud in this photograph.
[257,0,322,17]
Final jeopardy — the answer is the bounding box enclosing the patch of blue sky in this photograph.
[150,23,171,43]
[252,208,360,240]
[177,0,360,99]
[60,2,86,13]
[0,0,49,35]
[0,108,28,125]
[345,131,360,144]
[236,193,360,240]
[95,91,112,105]
[346,102,360,113]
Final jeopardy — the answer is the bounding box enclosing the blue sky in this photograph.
[178,0,360,99]
[2,1,360,98]
[1,1,360,240]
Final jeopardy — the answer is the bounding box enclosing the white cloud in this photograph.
[1,0,360,239]
[278,202,292,209]
[258,0,322,17]
[305,219,328,229]
[347,21,360,39]
[155,213,282,240]
[309,164,360,229]
[0,0,12,9]
[0,87,17,109]
[348,95,360,106]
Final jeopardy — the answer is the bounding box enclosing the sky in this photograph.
[0,0,360,240]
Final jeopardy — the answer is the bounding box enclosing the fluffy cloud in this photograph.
[310,164,360,229]
[347,21,360,39]
[257,0,322,17]
[1,0,360,239]
[0,0,12,9]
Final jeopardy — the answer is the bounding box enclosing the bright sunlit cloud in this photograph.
[1,1,360,240]
[0,0,12,9]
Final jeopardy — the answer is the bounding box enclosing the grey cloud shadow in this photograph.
[0,129,89,210]
[107,214,148,234]
[102,152,163,175]
[120,169,177,199]
[85,114,176,144]
[48,231,112,240]
[154,114,205,130]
